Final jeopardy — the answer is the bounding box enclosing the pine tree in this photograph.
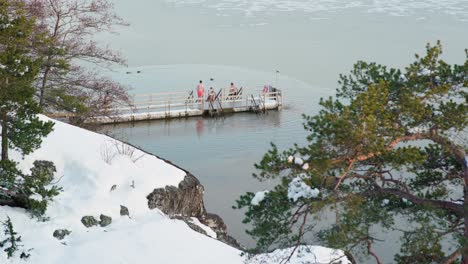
[236,42,468,263]
[0,0,59,216]
[0,216,21,258]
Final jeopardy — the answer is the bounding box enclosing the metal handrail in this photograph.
[112,88,282,115]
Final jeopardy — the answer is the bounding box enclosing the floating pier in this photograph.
[91,87,283,124]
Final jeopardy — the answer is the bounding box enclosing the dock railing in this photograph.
[98,87,283,123]
[114,88,281,112]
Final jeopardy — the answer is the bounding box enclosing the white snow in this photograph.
[287,177,320,202]
[247,245,350,264]
[381,199,390,206]
[287,156,304,166]
[302,163,309,170]
[29,193,43,201]
[251,190,270,206]
[0,115,242,264]
[294,157,304,166]
[408,125,430,134]
[419,68,432,76]
[0,115,347,263]
[189,217,217,238]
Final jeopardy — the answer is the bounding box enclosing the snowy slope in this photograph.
[0,116,349,264]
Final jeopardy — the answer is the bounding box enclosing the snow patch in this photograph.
[247,245,350,264]
[287,156,304,166]
[251,190,270,206]
[288,177,319,202]
[381,199,390,206]
[190,217,218,238]
[294,157,304,166]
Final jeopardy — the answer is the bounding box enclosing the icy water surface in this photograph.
[102,0,468,261]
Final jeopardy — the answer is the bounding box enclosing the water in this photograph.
[102,0,468,262]
[102,64,327,248]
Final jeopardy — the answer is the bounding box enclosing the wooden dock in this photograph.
[64,87,282,124]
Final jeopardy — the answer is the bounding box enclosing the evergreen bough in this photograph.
[235,42,468,263]
[0,216,29,259]
[0,0,60,216]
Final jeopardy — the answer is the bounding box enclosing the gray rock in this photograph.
[146,174,206,218]
[173,216,208,236]
[146,173,243,250]
[99,214,112,227]
[53,229,71,240]
[120,205,130,217]
[81,216,99,228]
[201,213,242,249]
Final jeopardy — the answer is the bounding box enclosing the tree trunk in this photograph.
[1,112,8,161]
[1,77,8,161]
[39,67,50,107]
[462,166,468,264]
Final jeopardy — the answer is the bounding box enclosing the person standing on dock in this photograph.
[197,80,205,102]
[207,87,216,102]
[229,82,238,98]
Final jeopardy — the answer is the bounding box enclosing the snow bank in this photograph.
[248,245,350,264]
[1,116,242,264]
[0,116,347,264]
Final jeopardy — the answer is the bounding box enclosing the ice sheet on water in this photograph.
[163,0,468,20]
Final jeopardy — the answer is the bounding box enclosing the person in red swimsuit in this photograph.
[197,80,204,102]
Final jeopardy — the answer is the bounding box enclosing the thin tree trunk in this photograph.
[39,67,50,107]
[462,166,468,264]
[1,77,8,161]
[1,112,8,161]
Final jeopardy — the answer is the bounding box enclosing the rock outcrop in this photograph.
[147,174,205,218]
[147,173,243,250]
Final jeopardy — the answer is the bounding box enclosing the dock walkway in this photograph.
[91,87,282,124]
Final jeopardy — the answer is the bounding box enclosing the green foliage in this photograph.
[236,42,468,262]
[0,0,60,217]
[234,183,294,253]
[0,216,29,259]
[394,218,445,264]
[0,160,61,216]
